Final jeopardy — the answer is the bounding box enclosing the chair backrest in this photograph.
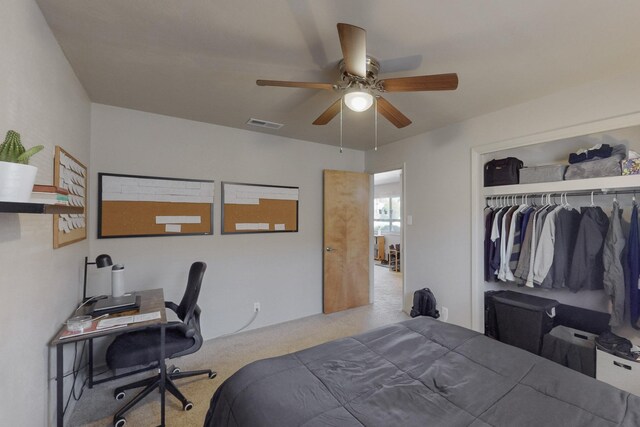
[176,261,207,325]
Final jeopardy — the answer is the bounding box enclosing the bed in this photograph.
[204,316,640,426]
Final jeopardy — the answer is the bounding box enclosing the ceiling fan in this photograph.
[256,23,458,129]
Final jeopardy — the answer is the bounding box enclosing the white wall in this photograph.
[366,70,640,328]
[0,1,91,425]
[89,104,364,341]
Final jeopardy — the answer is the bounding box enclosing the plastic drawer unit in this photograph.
[596,347,640,396]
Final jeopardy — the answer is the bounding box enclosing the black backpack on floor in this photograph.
[410,288,440,319]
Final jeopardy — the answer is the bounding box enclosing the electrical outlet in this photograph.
[440,306,449,322]
[254,302,261,312]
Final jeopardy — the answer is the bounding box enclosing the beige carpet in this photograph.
[69,266,405,426]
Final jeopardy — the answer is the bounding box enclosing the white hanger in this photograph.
[590,191,595,207]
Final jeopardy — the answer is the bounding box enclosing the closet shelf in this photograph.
[0,201,83,215]
[483,175,640,197]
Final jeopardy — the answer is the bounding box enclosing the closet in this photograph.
[471,119,640,393]
[471,119,640,341]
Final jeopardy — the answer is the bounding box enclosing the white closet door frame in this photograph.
[469,111,640,332]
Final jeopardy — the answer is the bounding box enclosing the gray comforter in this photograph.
[204,317,640,426]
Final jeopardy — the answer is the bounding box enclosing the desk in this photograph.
[51,289,167,427]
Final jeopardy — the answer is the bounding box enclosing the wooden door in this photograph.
[323,169,370,313]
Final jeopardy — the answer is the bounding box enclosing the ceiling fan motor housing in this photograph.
[338,57,381,90]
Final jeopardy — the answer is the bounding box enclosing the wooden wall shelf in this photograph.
[0,201,83,215]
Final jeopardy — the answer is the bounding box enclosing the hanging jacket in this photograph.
[603,202,625,327]
[627,204,640,328]
[544,208,581,289]
[567,207,610,292]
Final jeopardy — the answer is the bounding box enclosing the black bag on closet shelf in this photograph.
[484,157,524,187]
[410,288,440,319]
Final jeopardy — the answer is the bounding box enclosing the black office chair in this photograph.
[106,262,216,427]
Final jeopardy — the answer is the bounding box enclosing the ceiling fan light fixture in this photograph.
[344,91,373,112]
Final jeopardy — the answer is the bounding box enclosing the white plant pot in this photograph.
[0,161,38,202]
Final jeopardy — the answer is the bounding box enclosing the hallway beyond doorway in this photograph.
[373,168,404,310]
[374,264,402,311]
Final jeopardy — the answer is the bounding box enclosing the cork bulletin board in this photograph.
[221,182,299,234]
[53,146,87,248]
[98,173,214,238]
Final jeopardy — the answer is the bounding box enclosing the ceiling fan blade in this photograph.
[337,23,367,78]
[256,80,334,90]
[376,97,412,128]
[380,73,459,92]
[313,98,342,125]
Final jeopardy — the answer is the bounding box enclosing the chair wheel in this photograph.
[115,391,126,400]
[183,401,193,411]
[171,367,181,374]
[209,371,217,379]
[114,417,126,427]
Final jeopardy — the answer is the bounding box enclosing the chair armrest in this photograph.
[165,301,179,314]
[166,320,197,338]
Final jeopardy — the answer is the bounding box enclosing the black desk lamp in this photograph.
[83,254,113,301]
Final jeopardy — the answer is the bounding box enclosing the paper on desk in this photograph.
[97,311,161,329]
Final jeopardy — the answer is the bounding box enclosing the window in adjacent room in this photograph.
[374,196,401,234]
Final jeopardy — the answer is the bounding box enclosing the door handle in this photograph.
[325,247,334,252]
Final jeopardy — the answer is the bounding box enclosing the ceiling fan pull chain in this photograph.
[340,99,343,154]
[374,97,378,151]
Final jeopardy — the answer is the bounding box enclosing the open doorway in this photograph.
[373,169,403,311]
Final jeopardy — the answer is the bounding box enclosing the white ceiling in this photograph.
[374,170,402,186]
[36,0,640,151]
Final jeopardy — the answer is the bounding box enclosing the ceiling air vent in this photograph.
[246,118,284,130]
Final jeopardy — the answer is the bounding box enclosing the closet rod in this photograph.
[484,188,640,199]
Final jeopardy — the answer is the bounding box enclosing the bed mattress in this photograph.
[204,316,640,426]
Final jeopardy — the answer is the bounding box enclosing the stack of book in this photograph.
[29,184,70,205]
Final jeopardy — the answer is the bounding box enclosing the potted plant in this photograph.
[0,130,44,202]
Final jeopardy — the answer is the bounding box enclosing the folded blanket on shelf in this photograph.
[564,144,626,180]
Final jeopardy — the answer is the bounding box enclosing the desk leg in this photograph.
[56,344,64,427]
[88,338,94,388]
[159,324,166,427]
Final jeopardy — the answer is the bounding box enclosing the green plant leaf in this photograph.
[16,145,44,164]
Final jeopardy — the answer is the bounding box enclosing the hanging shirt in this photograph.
[484,208,496,281]
[514,209,536,284]
[490,207,507,277]
[532,206,564,285]
[526,207,550,287]
[498,206,518,281]
[603,201,625,327]
[500,205,526,281]
[567,207,610,292]
[627,203,640,329]
[509,207,533,275]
